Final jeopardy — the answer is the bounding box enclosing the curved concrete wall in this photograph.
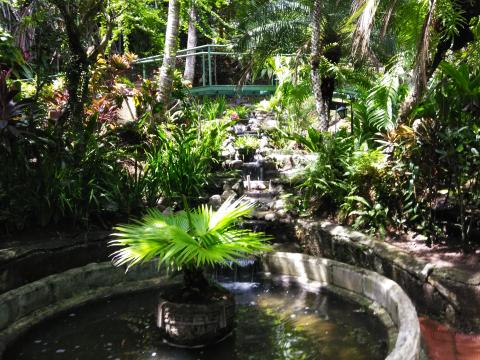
[263,252,420,360]
[0,253,420,359]
[294,219,479,331]
[0,262,168,356]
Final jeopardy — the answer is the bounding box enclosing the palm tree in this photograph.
[158,0,181,117]
[110,196,271,291]
[110,196,271,346]
[349,0,480,121]
[310,0,328,130]
[183,1,198,85]
[236,0,348,129]
[238,0,479,128]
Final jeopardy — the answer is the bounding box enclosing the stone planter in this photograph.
[157,295,235,347]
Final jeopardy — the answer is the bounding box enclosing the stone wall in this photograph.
[2,215,478,334]
[0,232,111,294]
[0,262,169,355]
[264,252,421,360]
[295,219,480,332]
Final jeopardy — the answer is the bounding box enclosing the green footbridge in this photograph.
[134,44,355,101]
[134,44,278,97]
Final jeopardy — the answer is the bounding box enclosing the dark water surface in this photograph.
[5,276,388,360]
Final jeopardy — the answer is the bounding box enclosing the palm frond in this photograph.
[209,195,255,231]
[109,196,272,271]
[235,0,311,55]
[350,0,380,60]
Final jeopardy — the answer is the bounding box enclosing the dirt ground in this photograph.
[386,232,480,273]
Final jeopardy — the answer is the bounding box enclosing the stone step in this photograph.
[242,180,275,191]
[244,196,276,206]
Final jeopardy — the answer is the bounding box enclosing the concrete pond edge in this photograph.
[292,218,480,331]
[2,215,478,333]
[0,253,420,360]
[264,252,420,360]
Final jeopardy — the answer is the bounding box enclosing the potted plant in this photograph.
[235,135,260,162]
[110,196,271,347]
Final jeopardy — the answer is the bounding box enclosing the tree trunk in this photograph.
[52,2,89,133]
[183,267,209,291]
[310,0,328,131]
[398,0,436,122]
[183,3,197,85]
[399,0,479,122]
[158,0,181,117]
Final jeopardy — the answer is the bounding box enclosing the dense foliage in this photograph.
[0,0,479,254]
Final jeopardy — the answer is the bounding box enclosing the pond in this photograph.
[5,274,388,360]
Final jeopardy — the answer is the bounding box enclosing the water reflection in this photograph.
[5,276,387,360]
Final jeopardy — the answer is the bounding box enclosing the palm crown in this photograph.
[110,196,272,271]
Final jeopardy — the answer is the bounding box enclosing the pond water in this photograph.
[5,275,388,360]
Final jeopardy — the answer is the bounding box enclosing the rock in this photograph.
[233,124,247,134]
[264,119,278,129]
[226,159,243,169]
[259,146,276,156]
[276,209,287,218]
[221,144,236,158]
[247,181,266,190]
[257,203,270,211]
[117,96,137,123]
[221,137,233,148]
[413,233,428,242]
[221,189,237,201]
[264,212,277,221]
[263,161,277,171]
[259,136,269,148]
[162,207,174,215]
[209,195,222,209]
[232,180,244,195]
[257,182,267,190]
[155,204,166,212]
[273,199,285,210]
[223,182,232,192]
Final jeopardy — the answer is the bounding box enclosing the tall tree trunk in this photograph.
[158,0,181,117]
[399,0,479,122]
[183,3,197,85]
[398,0,437,122]
[311,0,328,131]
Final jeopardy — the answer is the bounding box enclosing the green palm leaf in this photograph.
[110,196,272,271]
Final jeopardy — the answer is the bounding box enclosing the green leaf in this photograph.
[109,196,272,271]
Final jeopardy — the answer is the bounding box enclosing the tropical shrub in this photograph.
[198,96,227,121]
[352,61,409,144]
[226,105,249,121]
[0,28,25,74]
[235,135,260,161]
[146,126,210,200]
[400,60,480,249]
[344,196,390,237]
[144,114,231,202]
[299,130,353,211]
[296,129,397,236]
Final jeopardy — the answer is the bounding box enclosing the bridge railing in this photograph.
[132,44,278,96]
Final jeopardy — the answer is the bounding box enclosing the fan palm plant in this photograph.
[110,195,271,294]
